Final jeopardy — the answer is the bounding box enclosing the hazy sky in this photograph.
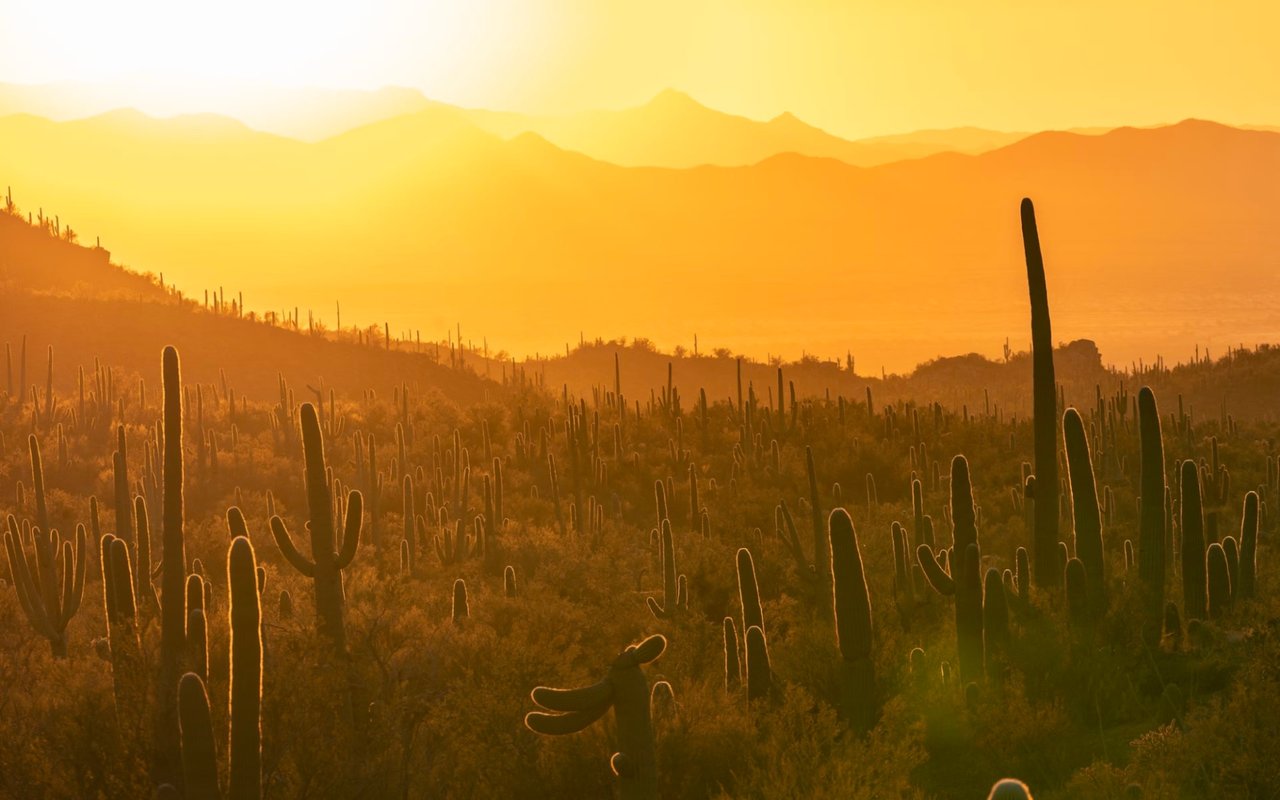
[2,0,1279,137]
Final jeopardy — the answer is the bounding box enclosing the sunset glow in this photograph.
[4,3,1280,798]
[2,1,1279,136]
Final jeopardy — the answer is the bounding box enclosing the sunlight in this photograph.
[0,0,541,113]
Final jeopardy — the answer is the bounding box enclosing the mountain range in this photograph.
[1,86,1277,371]
[0,81,1040,166]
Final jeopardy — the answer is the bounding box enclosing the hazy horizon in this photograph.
[1,78,1278,146]
[3,3,1279,371]
[6,1,1280,138]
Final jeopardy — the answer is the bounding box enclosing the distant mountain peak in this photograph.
[644,88,706,111]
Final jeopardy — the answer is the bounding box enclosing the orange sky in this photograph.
[2,1,1279,137]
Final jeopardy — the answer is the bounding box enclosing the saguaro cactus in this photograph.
[4,512,86,658]
[918,456,984,682]
[1180,460,1207,621]
[1021,198,1060,587]
[526,635,667,800]
[723,617,741,692]
[178,672,221,800]
[228,533,262,800]
[270,403,363,653]
[989,778,1034,799]
[158,346,188,787]
[736,548,765,638]
[5,434,88,657]
[1238,491,1259,599]
[1064,557,1090,637]
[452,578,469,623]
[135,496,159,614]
[1063,408,1106,617]
[647,519,687,619]
[1137,388,1166,643]
[828,508,875,730]
[101,534,144,732]
[744,625,773,701]
[1206,542,1231,619]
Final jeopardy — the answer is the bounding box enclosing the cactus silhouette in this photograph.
[270,403,363,652]
[723,617,741,692]
[1206,542,1231,619]
[918,456,984,682]
[744,625,773,701]
[177,672,220,800]
[3,432,88,658]
[646,519,687,619]
[1065,557,1090,636]
[983,568,1010,677]
[1137,388,1166,644]
[736,548,765,638]
[526,635,667,800]
[1180,460,1207,621]
[452,578,469,623]
[1063,408,1105,617]
[134,495,159,614]
[1238,490,1259,599]
[100,533,143,734]
[4,515,86,658]
[828,508,875,730]
[157,345,188,788]
[989,778,1034,799]
[1021,198,1060,588]
[228,532,262,800]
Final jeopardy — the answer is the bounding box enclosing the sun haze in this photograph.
[3,1,1280,136]
[7,3,1280,799]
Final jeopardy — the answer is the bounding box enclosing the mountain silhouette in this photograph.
[461,88,1021,167]
[0,209,490,401]
[0,81,1038,166]
[1,112,1276,369]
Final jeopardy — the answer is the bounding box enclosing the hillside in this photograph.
[0,209,492,403]
[6,176,1280,421]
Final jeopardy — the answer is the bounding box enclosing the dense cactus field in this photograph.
[3,201,1280,799]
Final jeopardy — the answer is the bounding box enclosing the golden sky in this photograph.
[2,0,1279,138]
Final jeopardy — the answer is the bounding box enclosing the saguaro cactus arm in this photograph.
[269,517,316,577]
[525,635,666,799]
[916,544,956,595]
[335,491,363,570]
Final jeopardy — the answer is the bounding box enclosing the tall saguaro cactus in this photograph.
[270,403,363,653]
[1180,460,1207,621]
[828,508,875,730]
[1021,198,1060,587]
[1137,387,1166,643]
[1063,408,1105,616]
[526,635,667,800]
[228,533,262,800]
[158,346,188,789]
[1238,490,1260,599]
